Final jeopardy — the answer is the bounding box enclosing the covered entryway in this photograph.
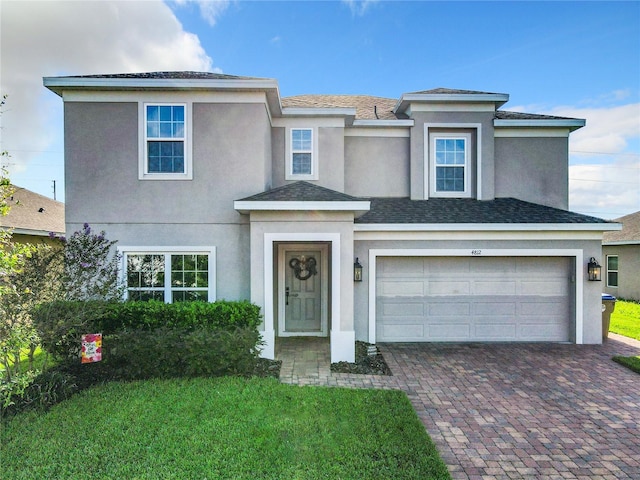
[375,255,574,342]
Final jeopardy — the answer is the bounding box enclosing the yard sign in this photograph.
[81,333,102,363]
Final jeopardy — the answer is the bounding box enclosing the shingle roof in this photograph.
[355,197,611,224]
[603,210,640,243]
[0,186,65,235]
[408,88,506,95]
[53,71,266,81]
[237,181,361,202]
[495,110,581,121]
[281,95,401,120]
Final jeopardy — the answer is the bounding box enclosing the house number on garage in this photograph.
[471,250,482,256]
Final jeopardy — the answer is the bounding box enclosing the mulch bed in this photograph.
[330,341,392,375]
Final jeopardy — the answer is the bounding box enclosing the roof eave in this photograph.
[354,223,621,232]
[234,200,370,215]
[394,92,510,114]
[494,118,586,132]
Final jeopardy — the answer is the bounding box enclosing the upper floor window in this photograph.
[286,127,318,180]
[606,255,618,288]
[428,131,473,198]
[139,103,192,180]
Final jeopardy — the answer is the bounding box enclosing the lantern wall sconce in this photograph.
[587,257,602,281]
[354,258,363,282]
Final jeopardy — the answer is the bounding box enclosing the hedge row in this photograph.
[32,300,262,360]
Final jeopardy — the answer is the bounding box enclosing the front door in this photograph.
[278,244,328,336]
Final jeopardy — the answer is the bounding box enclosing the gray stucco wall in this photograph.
[270,127,345,192]
[345,136,410,197]
[64,100,272,301]
[495,137,569,209]
[353,238,603,345]
[65,101,271,225]
[603,244,640,302]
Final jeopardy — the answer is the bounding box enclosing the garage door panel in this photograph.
[474,301,516,315]
[377,256,572,343]
[474,281,517,295]
[473,323,517,340]
[428,302,470,316]
[382,324,424,339]
[379,281,424,296]
[519,280,568,296]
[429,281,470,295]
[382,302,424,316]
[428,323,470,340]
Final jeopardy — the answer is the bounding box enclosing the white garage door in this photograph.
[376,256,573,342]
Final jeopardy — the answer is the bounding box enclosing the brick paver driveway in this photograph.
[380,335,640,479]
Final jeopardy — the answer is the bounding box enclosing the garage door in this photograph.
[376,256,573,342]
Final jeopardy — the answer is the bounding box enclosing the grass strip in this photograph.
[612,355,640,374]
[609,300,640,341]
[1,376,450,479]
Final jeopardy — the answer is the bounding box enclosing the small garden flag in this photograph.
[81,333,102,363]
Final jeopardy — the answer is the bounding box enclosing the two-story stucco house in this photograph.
[43,72,619,362]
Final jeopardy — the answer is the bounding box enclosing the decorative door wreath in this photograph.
[289,255,317,280]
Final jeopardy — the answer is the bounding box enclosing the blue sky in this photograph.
[1,0,639,218]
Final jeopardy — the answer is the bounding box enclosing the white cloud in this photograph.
[173,0,232,26]
[0,0,213,188]
[550,103,640,155]
[342,0,378,16]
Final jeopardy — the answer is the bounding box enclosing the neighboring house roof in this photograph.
[0,186,65,236]
[356,197,612,225]
[603,210,640,245]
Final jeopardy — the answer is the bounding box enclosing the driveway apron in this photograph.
[278,335,640,479]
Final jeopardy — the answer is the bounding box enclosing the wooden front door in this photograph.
[278,244,328,336]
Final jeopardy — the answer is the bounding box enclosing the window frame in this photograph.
[139,102,193,181]
[118,246,216,302]
[286,127,318,180]
[606,254,619,288]
[430,132,472,197]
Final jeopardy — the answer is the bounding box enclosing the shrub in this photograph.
[1,370,77,417]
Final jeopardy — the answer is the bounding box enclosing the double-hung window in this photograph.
[140,103,192,180]
[286,128,318,180]
[433,134,469,195]
[121,247,216,302]
[606,255,618,288]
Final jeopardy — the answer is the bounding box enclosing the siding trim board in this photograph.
[367,248,583,344]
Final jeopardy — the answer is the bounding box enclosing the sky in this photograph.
[1,0,639,219]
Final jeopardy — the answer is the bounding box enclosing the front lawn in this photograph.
[609,299,640,341]
[1,377,450,480]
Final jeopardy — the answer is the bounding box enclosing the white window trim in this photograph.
[430,132,472,198]
[138,102,193,181]
[118,246,216,302]
[606,254,619,288]
[424,123,481,199]
[285,127,319,181]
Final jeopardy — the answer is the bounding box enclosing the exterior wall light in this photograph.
[354,258,363,282]
[587,257,602,281]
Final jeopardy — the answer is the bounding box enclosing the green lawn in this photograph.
[609,299,640,375]
[609,299,640,341]
[1,377,451,480]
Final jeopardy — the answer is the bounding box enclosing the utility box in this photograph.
[602,293,617,341]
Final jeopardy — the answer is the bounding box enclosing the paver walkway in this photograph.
[276,335,640,479]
